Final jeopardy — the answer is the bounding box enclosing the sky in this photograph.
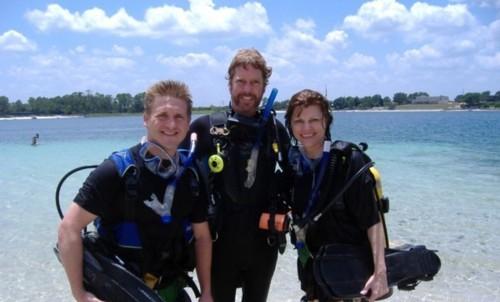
[1,0,499,106]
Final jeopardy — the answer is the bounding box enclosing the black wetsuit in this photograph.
[290,142,380,301]
[74,144,207,292]
[184,112,290,302]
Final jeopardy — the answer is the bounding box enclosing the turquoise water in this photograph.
[1,111,499,301]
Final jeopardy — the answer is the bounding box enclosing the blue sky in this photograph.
[1,0,499,106]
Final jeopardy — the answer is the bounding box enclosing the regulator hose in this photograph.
[55,165,97,219]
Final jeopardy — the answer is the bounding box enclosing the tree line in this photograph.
[0,91,145,116]
[1,90,499,116]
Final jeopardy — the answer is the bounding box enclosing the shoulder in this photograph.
[108,144,141,176]
[273,116,286,128]
[92,159,121,180]
[190,114,211,130]
[275,118,289,135]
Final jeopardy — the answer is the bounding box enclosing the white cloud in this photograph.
[267,19,347,64]
[25,0,271,38]
[157,52,217,68]
[344,53,377,69]
[325,30,348,45]
[452,39,476,52]
[31,53,72,68]
[410,2,475,31]
[476,52,500,69]
[473,0,500,8]
[74,45,86,53]
[402,45,441,60]
[6,49,141,101]
[490,19,500,39]
[387,44,440,68]
[343,0,476,40]
[28,51,136,71]
[387,44,468,72]
[99,57,135,69]
[343,0,410,38]
[0,30,36,51]
[112,45,143,56]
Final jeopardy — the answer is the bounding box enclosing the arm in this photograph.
[57,202,103,302]
[361,221,389,302]
[192,221,213,302]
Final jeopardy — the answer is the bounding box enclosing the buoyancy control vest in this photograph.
[96,145,200,291]
[290,140,390,254]
[202,110,290,251]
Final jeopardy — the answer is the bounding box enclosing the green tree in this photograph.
[132,92,145,113]
[459,93,481,108]
[11,100,27,114]
[383,96,392,107]
[393,92,408,105]
[371,94,384,107]
[115,93,134,113]
[0,96,9,115]
[408,92,429,101]
[333,97,347,110]
[359,96,373,109]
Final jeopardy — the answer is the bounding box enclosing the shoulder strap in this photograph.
[109,149,139,221]
[109,149,136,177]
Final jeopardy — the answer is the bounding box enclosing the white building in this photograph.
[413,95,450,104]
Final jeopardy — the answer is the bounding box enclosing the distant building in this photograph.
[412,95,451,104]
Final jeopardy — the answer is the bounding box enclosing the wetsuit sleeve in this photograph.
[73,159,122,217]
[344,150,380,230]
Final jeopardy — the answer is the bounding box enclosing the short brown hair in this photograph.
[285,89,333,140]
[144,80,193,117]
[227,48,272,87]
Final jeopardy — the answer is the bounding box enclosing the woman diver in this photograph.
[284,89,389,302]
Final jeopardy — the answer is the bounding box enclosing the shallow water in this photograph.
[1,111,499,301]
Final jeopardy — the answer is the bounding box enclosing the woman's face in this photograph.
[290,104,326,157]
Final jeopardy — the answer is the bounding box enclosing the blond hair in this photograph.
[144,80,192,117]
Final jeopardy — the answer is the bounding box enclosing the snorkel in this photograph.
[185,132,197,167]
[244,88,278,188]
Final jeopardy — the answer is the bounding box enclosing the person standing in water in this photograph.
[32,133,39,145]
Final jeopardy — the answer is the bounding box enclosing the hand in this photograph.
[360,271,389,302]
[75,291,106,302]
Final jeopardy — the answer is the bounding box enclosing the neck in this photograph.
[143,136,178,158]
[302,143,324,160]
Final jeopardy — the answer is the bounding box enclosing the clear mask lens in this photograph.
[140,141,177,179]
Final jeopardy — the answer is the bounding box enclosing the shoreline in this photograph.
[0,114,84,121]
[2,108,498,121]
[276,108,499,113]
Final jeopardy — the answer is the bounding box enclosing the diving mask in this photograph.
[139,138,178,179]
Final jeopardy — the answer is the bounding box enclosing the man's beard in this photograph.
[234,93,260,107]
